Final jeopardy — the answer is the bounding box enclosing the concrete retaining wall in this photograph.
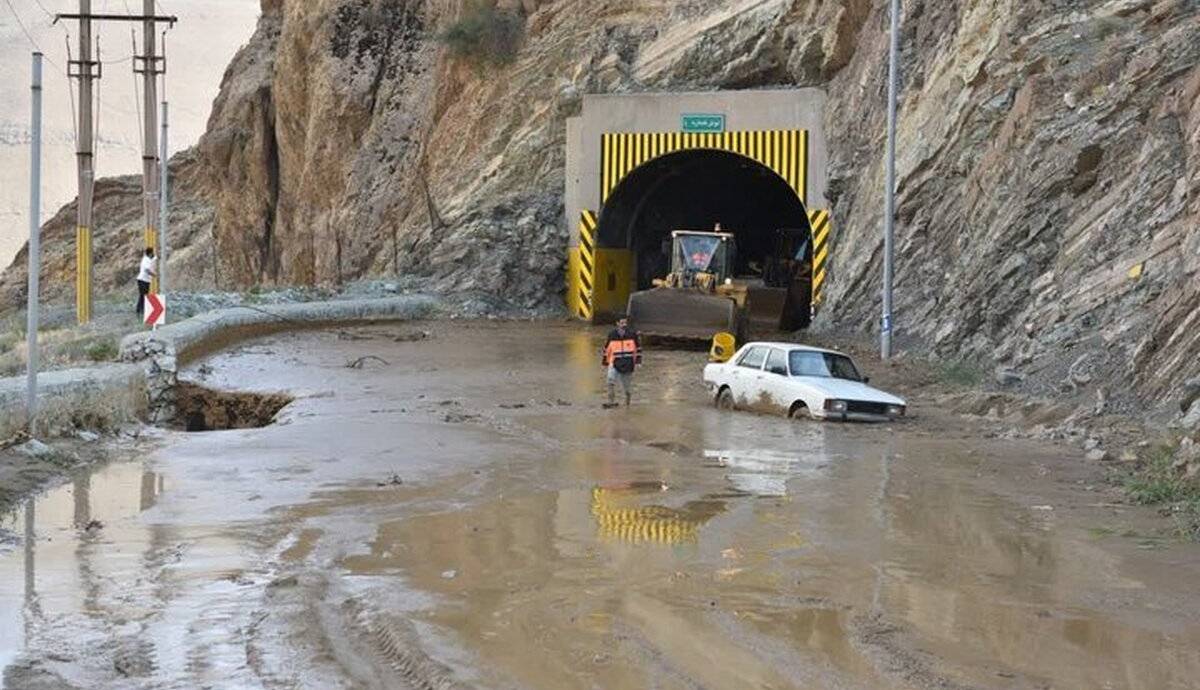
[0,364,147,440]
[119,296,437,423]
[0,295,437,439]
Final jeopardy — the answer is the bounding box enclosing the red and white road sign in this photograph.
[144,293,166,326]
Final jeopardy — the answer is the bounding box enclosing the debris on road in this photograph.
[444,412,480,423]
[267,575,299,589]
[377,473,404,487]
[345,355,390,369]
[393,330,432,342]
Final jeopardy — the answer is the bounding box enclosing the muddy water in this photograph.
[2,321,1200,689]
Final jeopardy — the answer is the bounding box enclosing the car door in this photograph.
[761,347,793,413]
[729,345,768,404]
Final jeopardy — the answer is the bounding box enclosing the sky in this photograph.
[0,0,260,271]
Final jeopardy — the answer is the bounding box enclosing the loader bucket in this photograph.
[627,288,741,345]
[745,285,788,332]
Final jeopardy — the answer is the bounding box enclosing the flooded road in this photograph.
[3,321,1200,689]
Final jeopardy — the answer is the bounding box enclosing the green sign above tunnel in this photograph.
[681,114,726,133]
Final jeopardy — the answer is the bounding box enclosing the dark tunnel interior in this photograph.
[595,149,812,290]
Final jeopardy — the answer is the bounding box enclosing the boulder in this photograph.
[994,367,1024,387]
[1173,438,1199,481]
[16,439,53,458]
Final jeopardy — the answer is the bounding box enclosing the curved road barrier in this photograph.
[119,295,438,424]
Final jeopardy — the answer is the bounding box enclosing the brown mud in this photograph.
[172,382,293,432]
[2,321,1199,689]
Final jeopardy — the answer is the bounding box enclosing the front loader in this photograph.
[626,230,748,345]
[626,227,812,346]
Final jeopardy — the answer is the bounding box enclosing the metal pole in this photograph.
[141,0,160,292]
[76,0,95,324]
[881,0,899,360]
[159,100,168,295]
[27,53,43,437]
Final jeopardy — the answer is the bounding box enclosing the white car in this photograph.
[702,342,906,422]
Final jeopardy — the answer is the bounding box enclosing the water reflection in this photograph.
[703,448,821,497]
[590,486,726,545]
[23,500,35,644]
[0,464,167,673]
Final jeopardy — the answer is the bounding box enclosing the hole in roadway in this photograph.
[172,382,293,432]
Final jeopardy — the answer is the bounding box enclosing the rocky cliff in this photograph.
[3,0,1198,414]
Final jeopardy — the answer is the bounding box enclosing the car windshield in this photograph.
[676,235,723,273]
[788,351,862,381]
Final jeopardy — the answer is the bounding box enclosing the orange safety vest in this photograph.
[603,336,641,368]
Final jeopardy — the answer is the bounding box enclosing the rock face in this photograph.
[1,147,219,300]
[3,0,1199,411]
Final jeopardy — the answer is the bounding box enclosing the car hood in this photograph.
[792,377,905,405]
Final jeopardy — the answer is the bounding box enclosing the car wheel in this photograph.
[716,387,735,411]
[788,402,810,420]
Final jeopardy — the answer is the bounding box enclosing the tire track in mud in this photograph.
[848,612,981,690]
[311,591,466,690]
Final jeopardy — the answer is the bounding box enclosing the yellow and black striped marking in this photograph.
[601,130,809,205]
[576,210,597,320]
[145,227,159,294]
[809,209,831,306]
[76,226,92,324]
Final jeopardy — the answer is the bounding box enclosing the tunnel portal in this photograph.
[595,149,812,291]
[563,89,832,325]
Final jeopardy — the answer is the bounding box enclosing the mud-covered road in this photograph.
[3,321,1200,689]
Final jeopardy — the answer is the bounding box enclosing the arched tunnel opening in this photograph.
[595,149,814,330]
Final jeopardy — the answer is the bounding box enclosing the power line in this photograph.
[130,26,143,153]
[31,0,55,20]
[2,0,64,71]
[94,33,102,168]
[159,27,167,104]
[64,32,79,148]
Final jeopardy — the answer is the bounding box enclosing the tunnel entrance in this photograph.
[594,149,814,329]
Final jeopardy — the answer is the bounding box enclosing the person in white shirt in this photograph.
[136,247,156,317]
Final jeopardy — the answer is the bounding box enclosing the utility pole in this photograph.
[54,5,176,309]
[881,0,900,360]
[27,53,43,437]
[138,0,162,294]
[159,100,168,295]
[72,0,97,325]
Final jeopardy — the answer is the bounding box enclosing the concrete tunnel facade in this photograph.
[564,88,832,325]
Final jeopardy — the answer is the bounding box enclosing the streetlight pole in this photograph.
[882,0,899,360]
[27,52,43,437]
[159,100,168,295]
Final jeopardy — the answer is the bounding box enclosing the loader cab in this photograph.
[670,230,737,287]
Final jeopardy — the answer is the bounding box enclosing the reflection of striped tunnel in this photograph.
[590,488,724,546]
[809,209,831,307]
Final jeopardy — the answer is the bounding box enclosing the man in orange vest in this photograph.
[602,315,642,408]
